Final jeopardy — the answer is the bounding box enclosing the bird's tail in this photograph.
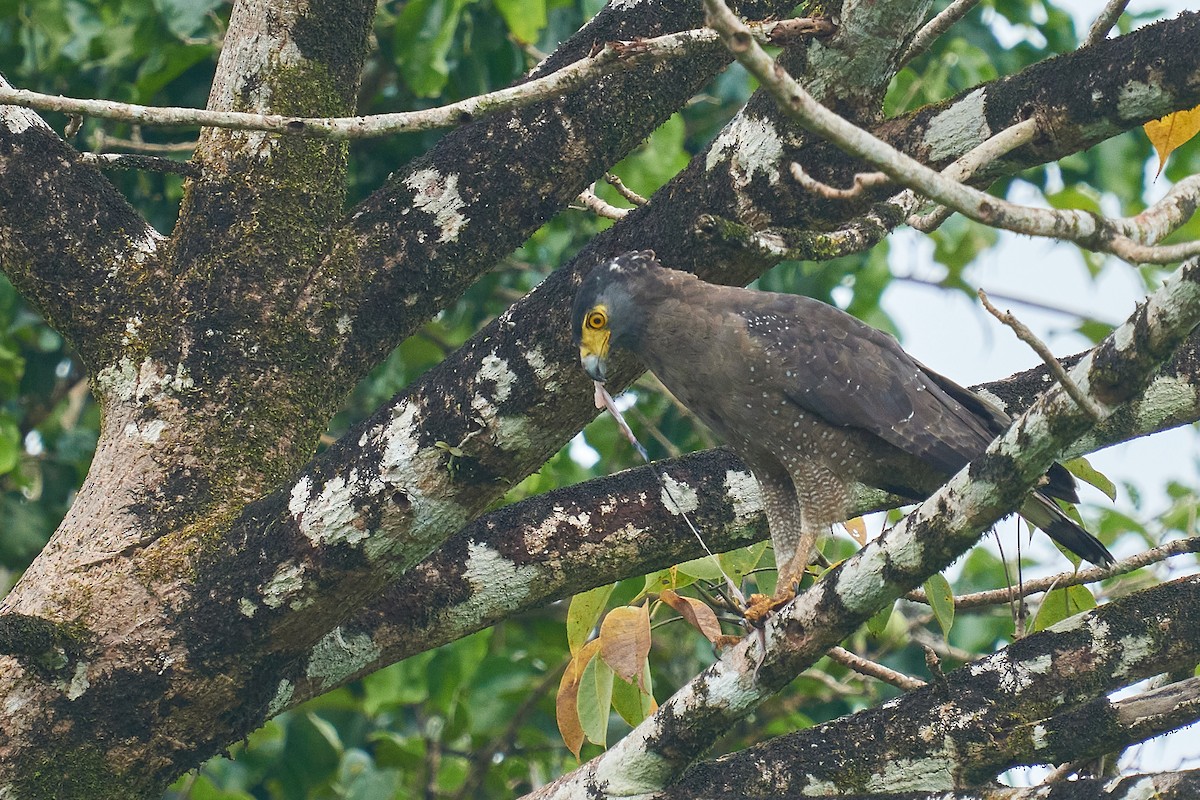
[1019,492,1115,567]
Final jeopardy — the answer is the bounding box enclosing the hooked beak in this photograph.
[579,325,610,382]
[580,350,607,382]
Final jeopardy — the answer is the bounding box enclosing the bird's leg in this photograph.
[743,526,820,625]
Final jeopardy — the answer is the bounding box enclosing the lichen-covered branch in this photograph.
[660,578,1200,797]
[705,0,1200,263]
[0,74,164,370]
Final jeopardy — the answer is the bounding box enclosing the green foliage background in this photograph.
[1,0,1198,797]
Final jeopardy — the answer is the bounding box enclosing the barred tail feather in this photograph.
[1019,492,1115,567]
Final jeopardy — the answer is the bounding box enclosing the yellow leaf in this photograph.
[556,639,601,759]
[659,589,723,643]
[843,516,869,546]
[598,604,651,684]
[1144,105,1200,177]
[566,583,615,655]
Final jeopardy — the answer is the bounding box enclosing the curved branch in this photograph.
[0,20,832,140]
[0,74,163,370]
[660,577,1200,797]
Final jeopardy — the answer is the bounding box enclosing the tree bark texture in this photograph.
[1,1,1199,796]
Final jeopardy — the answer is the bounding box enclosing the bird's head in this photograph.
[571,250,659,382]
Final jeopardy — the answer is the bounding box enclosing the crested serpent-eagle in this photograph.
[572,251,1114,612]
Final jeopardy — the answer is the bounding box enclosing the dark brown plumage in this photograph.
[572,251,1113,603]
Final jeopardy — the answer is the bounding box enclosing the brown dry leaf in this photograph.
[598,604,651,684]
[844,516,869,546]
[1145,105,1200,177]
[556,639,600,760]
[660,589,722,643]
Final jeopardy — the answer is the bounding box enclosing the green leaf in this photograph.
[577,654,612,747]
[718,541,768,585]
[362,651,434,713]
[493,0,547,43]
[866,600,894,638]
[676,554,726,582]
[1061,456,1118,502]
[924,573,955,639]
[0,414,20,476]
[395,0,476,98]
[567,583,615,654]
[168,774,254,800]
[1033,584,1097,632]
[610,659,654,727]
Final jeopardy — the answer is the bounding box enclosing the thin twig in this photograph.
[827,646,926,691]
[1085,0,1131,47]
[604,173,648,206]
[574,183,630,220]
[0,18,831,141]
[715,118,1037,263]
[701,1,1200,264]
[893,274,1113,324]
[978,289,1105,421]
[92,129,197,153]
[77,152,200,178]
[1042,760,1086,783]
[790,163,890,200]
[906,536,1200,610]
[625,406,684,458]
[907,117,1038,230]
[901,0,982,66]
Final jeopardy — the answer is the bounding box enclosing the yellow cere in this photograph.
[579,304,610,358]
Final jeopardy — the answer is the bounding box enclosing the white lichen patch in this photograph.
[306,627,381,690]
[404,167,467,243]
[1116,79,1169,121]
[925,88,990,162]
[968,651,1050,694]
[94,357,140,403]
[705,113,785,184]
[268,679,295,716]
[463,542,539,611]
[659,473,699,516]
[724,469,761,522]
[123,418,167,444]
[291,470,373,549]
[524,346,560,392]
[336,314,352,335]
[238,598,258,617]
[52,661,91,701]
[1113,630,1158,678]
[122,315,144,346]
[867,753,955,792]
[1134,374,1199,430]
[261,561,307,609]
[972,387,1009,414]
[94,356,192,405]
[289,475,313,517]
[470,353,534,447]
[1031,723,1048,750]
[834,544,892,613]
[478,353,517,404]
[524,507,574,554]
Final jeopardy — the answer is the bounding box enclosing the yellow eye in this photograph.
[585,309,607,330]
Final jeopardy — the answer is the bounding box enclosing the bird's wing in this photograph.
[737,294,1000,477]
